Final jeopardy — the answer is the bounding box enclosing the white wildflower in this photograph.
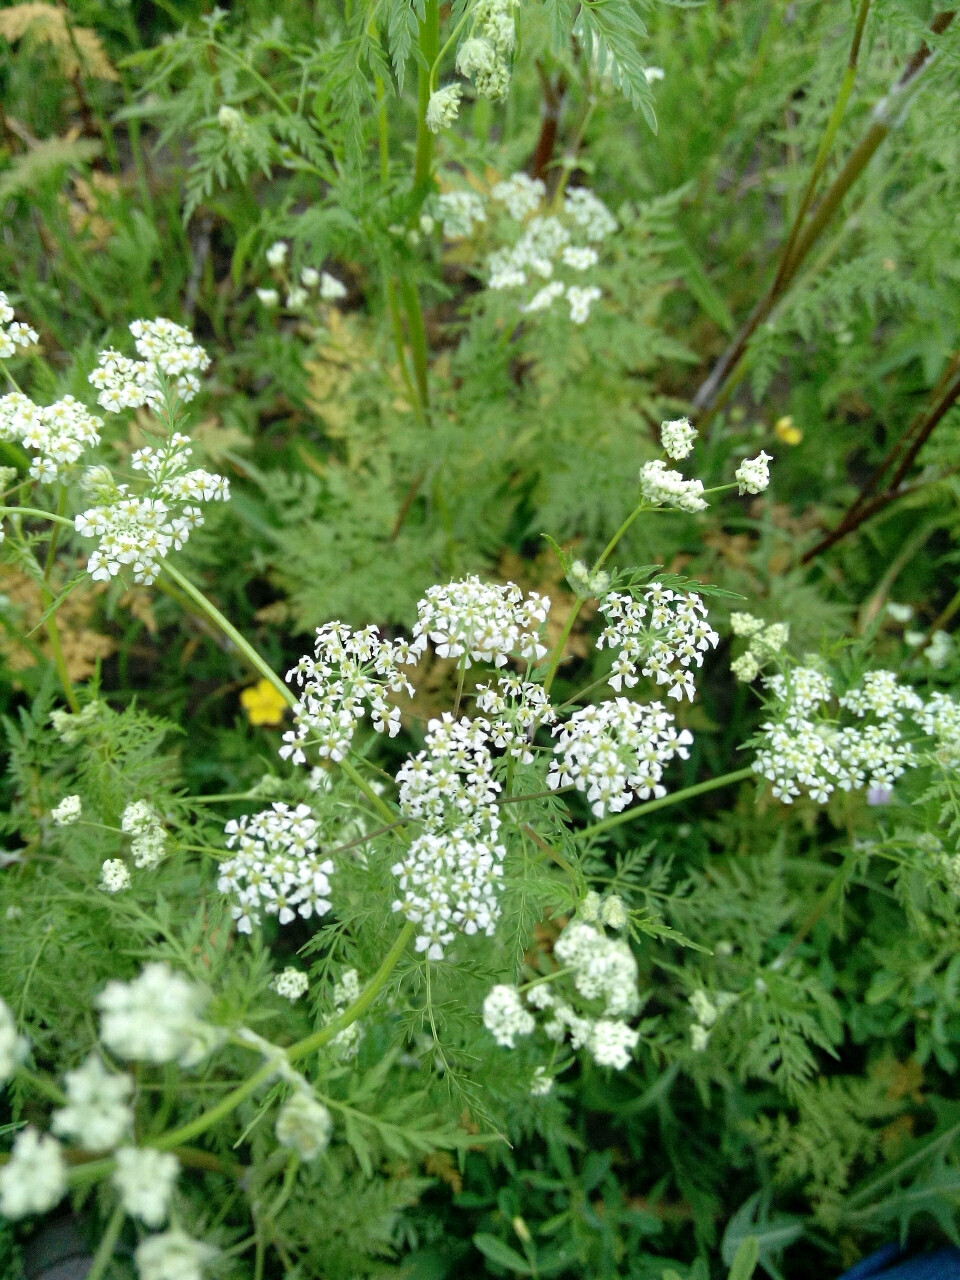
[135,1229,217,1280]
[113,1147,179,1226]
[100,859,131,893]
[563,188,617,241]
[553,920,639,1015]
[121,800,167,869]
[256,288,279,307]
[561,246,599,271]
[530,1066,553,1095]
[660,417,697,460]
[319,272,347,301]
[52,1055,133,1151]
[0,997,28,1084]
[220,802,334,934]
[89,319,210,411]
[735,450,773,495]
[600,895,628,929]
[926,630,953,669]
[491,172,545,221]
[0,1129,66,1219]
[525,282,565,313]
[285,286,308,309]
[276,1091,333,1160]
[644,66,665,83]
[483,985,535,1047]
[474,674,557,763]
[327,969,364,1057]
[731,652,761,683]
[266,241,288,268]
[433,190,487,239]
[588,1019,639,1070]
[0,292,39,359]
[272,968,309,1001]
[51,794,82,826]
[886,602,914,623]
[0,393,101,484]
[597,584,719,701]
[413,576,549,668]
[639,459,707,513]
[426,84,462,133]
[566,285,602,324]
[300,266,320,288]
[96,962,219,1067]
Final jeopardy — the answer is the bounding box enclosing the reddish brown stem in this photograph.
[529,62,568,182]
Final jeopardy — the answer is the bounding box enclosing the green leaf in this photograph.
[728,1237,759,1280]
[472,1234,533,1274]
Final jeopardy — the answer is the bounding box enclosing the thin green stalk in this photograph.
[413,0,440,190]
[398,269,430,411]
[161,561,294,709]
[0,506,73,527]
[575,765,754,841]
[85,1202,126,1280]
[42,488,80,712]
[340,756,397,824]
[152,922,416,1152]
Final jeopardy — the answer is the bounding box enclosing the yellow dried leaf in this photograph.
[0,4,118,79]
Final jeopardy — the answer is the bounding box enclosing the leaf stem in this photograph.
[574,765,754,841]
[42,488,80,712]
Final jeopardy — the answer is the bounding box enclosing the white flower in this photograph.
[276,1091,333,1160]
[122,800,167,869]
[272,968,309,1001]
[425,84,462,133]
[597,585,719,701]
[483,985,535,1047]
[600,895,628,929]
[690,1023,710,1052]
[524,282,565,313]
[320,272,347,301]
[96,963,219,1067]
[561,246,599,271]
[660,417,697,460]
[0,292,39,359]
[530,1066,553,1095]
[731,652,761,683]
[554,920,639,1016]
[135,1229,217,1280]
[220,802,334,934]
[327,969,364,1057]
[566,285,602,324]
[639,459,707,513]
[689,989,718,1028]
[588,1019,639,1070]
[256,288,279,307]
[89,319,210,411]
[644,66,665,83]
[52,1055,133,1151]
[300,267,320,288]
[0,393,101,484]
[114,1147,179,1226]
[563,188,617,241]
[474,674,557,764]
[100,859,131,893]
[490,173,545,221]
[886,602,914,623]
[735,450,773,495]
[413,576,549,668]
[549,698,694,817]
[433,191,487,240]
[286,286,308,309]
[926,630,953,669]
[456,36,496,79]
[266,241,288,268]
[0,1128,66,1218]
[0,997,28,1085]
[51,794,82,826]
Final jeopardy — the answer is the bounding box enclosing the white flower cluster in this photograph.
[579,890,628,930]
[457,0,517,99]
[0,996,28,1085]
[96,962,221,1067]
[51,794,82,826]
[259,245,348,310]
[326,968,365,1057]
[135,1229,217,1280]
[426,83,463,133]
[735,451,773,495]
[566,559,611,599]
[220,802,334,934]
[0,291,38,359]
[474,674,557,762]
[74,431,229,585]
[753,666,925,803]
[272,967,309,1001]
[121,799,168,869]
[729,612,790,683]
[432,190,487,239]
[100,858,131,893]
[688,988,735,1052]
[660,417,697,460]
[89,319,210,411]
[916,691,960,770]
[275,1090,333,1160]
[114,1147,179,1226]
[548,698,693,817]
[639,459,707,513]
[0,392,101,484]
[597,584,719,701]
[485,183,615,324]
[413,576,549,668]
[51,1054,132,1151]
[393,716,506,959]
[281,622,422,765]
[483,920,641,1072]
[0,1128,66,1219]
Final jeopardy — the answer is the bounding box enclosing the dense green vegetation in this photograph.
[1,1,960,1277]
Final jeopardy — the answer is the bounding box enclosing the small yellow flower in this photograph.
[774,415,803,445]
[240,679,287,727]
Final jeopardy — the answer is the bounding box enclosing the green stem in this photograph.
[161,561,294,710]
[574,765,754,841]
[152,922,416,1152]
[413,0,440,190]
[340,756,397,824]
[42,488,80,712]
[85,1202,125,1280]
[398,269,430,411]
[0,505,73,527]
